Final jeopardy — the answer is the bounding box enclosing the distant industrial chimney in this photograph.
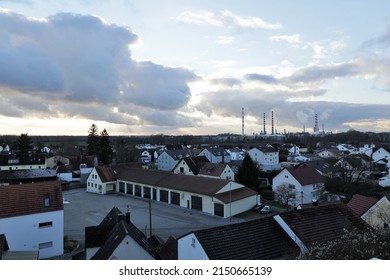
[313,113,319,133]
[271,111,274,135]
[242,107,244,136]
[263,112,266,134]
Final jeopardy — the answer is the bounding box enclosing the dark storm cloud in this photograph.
[0,10,198,127]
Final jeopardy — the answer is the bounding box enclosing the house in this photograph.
[46,155,71,169]
[56,165,74,182]
[315,148,344,159]
[197,162,235,181]
[156,149,193,171]
[87,165,118,194]
[371,147,390,166]
[336,144,356,153]
[172,156,235,180]
[0,168,57,186]
[347,194,390,229]
[172,156,210,176]
[227,148,245,160]
[0,153,47,171]
[177,217,299,260]
[85,207,160,260]
[335,154,373,170]
[0,181,64,259]
[0,144,10,153]
[274,203,370,252]
[288,145,301,155]
[198,147,231,164]
[248,145,280,171]
[359,142,381,156]
[272,164,325,206]
[95,167,258,218]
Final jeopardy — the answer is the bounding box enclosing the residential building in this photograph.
[248,145,280,171]
[227,148,245,160]
[198,147,231,164]
[178,216,299,260]
[85,207,159,260]
[156,149,193,171]
[172,156,210,176]
[0,153,47,171]
[274,203,370,253]
[0,181,64,259]
[348,194,390,229]
[371,147,390,166]
[272,164,325,206]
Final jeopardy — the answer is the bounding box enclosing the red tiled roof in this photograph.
[286,164,324,185]
[116,168,230,196]
[279,203,370,246]
[0,181,63,219]
[347,194,378,217]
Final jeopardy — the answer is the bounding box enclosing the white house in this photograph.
[87,165,116,194]
[248,145,280,171]
[198,147,231,164]
[272,164,325,206]
[348,194,390,229]
[156,149,193,171]
[85,207,158,260]
[227,148,245,160]
[177,217,298,260]
[372,147,390,165]
[172,156,234,180]
[0,181,64,259]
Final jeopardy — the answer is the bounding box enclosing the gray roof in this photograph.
[183,217,299,260]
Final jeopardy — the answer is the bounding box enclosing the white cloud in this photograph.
[176,9,283,30]
[269,34,301,44]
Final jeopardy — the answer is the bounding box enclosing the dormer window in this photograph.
[44,197,50,208]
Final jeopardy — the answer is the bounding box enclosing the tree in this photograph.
[98,129,112,165]
[236,153,260,189]
[298,229,390,260]
[87,124,99,156]
[274,183,295,207]
[15,133,33,154]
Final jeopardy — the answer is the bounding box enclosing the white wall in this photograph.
[109,236,155,260]
[0,211,64,259]
[178,233,209,260]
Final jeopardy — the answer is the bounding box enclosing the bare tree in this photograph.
[274,183,295,207]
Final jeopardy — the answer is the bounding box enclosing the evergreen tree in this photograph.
[236,153,260,189]
[99,129,112,165]
[87,123,99,156]
[15,133,33,154]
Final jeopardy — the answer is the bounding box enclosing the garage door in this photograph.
[170,192,180,205]
[214,203,224,217]
[191,196,203,211]
[160,190,168,203]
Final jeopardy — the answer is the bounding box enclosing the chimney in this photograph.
[312,199,318,207]
[125,211,131,224]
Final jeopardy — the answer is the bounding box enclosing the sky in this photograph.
[0,0,390,136]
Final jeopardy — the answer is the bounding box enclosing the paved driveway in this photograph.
[63,188,244,243]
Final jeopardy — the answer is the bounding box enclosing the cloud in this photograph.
[245,73,278,84]
[176,10,283,30]
[215,36,235,44]
[269,34,301,44]
[0,10,198,128]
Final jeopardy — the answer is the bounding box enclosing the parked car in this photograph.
[251,203,265,211]
[260,205,273,214]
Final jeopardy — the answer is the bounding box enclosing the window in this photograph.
[39,221,53,228]
[180,167,184,173]
[170,192,180,205]
[39,241,53,249]
[191,238,196,248]
[384,223,389,229]
[44,197,50,207]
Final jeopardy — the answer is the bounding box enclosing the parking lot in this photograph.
[63,188,245,244]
